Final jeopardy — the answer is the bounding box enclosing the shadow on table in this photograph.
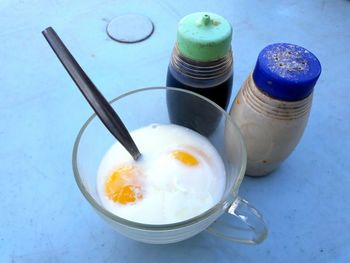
[108,231,252,262]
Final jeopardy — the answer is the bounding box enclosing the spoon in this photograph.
[42,27,141,161]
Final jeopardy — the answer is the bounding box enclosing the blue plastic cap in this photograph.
[252,43,321,101]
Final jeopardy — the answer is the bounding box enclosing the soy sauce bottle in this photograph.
[166,12,233,134]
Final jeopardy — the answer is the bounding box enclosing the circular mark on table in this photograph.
[106,14,154,43]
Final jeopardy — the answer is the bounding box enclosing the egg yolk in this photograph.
[105,165,143,204]
[171,150,199,166]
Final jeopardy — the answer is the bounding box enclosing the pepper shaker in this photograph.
[229,43,321,176]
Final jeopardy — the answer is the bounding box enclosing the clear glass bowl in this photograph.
[72,87,267,244]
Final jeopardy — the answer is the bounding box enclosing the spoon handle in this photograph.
[42,27,141,160]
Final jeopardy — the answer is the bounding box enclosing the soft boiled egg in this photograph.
[147,147,213,197]
[97,124,226,224]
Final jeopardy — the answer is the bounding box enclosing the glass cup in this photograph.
[72,87,267,244]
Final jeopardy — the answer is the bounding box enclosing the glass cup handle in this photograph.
[207,196,268,244]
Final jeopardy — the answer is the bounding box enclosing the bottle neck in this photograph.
[242,74,312,120]
[169,45,233,88]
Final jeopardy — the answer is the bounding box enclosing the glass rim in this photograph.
[72,86,247,231]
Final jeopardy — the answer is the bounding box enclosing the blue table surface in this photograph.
[1,0,349,262]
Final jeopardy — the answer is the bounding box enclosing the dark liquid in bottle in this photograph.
[166,68,233,136]
[166,68,233,110]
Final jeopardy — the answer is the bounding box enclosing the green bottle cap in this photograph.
[176,12,232,62]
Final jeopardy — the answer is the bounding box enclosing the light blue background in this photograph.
[1,0,349,262]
